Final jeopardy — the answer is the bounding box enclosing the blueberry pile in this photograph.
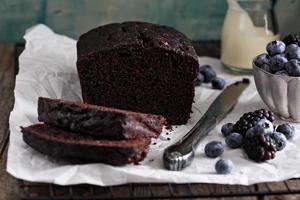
[195,65,226,90]
[204,109,296,173]
[233,109,275,136]
[221,110,295,162]
[254,34,300,76]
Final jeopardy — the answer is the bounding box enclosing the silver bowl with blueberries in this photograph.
[253,35,300,122]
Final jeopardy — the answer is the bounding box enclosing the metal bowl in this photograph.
[253,59,300,122]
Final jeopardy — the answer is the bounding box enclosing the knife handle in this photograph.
[163,114,217,171]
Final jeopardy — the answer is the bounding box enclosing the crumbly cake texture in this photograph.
[38,97,166,140]
[77,22,199,124]
[21,124,150,165]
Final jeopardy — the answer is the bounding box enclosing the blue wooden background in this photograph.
[0,0,299,42]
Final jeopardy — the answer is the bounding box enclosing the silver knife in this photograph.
[163,79,250,171]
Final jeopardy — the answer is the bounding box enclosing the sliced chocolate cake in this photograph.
[77,22,199,124]
[21,124,150,165]
[38,97,166,140]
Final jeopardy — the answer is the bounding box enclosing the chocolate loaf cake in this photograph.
[38,97,165,140]
[21,124,150,165]
[77,22,199,124]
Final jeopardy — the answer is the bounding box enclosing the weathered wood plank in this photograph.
[256,181,289,193]
[0,141,19,200]
[256,180,300,200]
[0,44,15,152]
[285,179,300,191]
[189,183,257,200]
[0,44,19,200]
[265,195,300,200]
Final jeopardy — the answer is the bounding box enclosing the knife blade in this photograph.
[163,78,250,171]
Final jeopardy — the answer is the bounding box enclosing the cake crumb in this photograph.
[166,125,173,131]
[242,78,250,84]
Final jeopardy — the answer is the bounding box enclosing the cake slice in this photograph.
[38,97,166,140]
[21,124,150,165]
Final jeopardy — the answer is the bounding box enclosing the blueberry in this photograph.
[260,64,272,73]
[285,59,300,76]
[195,73,205,86]
[215,159,234,174]
[245,127,255,138]
[285,44,300,60]
[270,54,288,72]
[274,70,288,76]
[266,40,286,56]
[199,65,217,83]
[276,123,295,140]
[211,77,226,90]
[286,44,299,51]
[254,119,274,135]
[225,132,243,149]
[204,141,224,158]
[255,53,270,67]
[221,123,234,137]
[283,34,300,46]
[272,132,287,151]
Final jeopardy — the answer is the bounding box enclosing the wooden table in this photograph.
[1,43,300,200]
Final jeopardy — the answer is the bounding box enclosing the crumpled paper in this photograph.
[7,24,300,186]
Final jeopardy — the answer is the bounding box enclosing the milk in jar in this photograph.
[221,0,279,73]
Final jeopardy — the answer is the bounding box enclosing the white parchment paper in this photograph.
[7,24,300,186]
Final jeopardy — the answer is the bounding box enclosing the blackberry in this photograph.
[282,34,300,46]
[243,132,277,162]
[233,109,275,136]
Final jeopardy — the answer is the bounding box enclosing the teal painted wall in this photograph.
[0,0,299,42]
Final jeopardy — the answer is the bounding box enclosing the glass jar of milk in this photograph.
[221,0,279,74]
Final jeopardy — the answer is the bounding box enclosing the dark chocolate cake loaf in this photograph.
[38,97,166,140]
[21,124,150,165]
[77,22,199,124]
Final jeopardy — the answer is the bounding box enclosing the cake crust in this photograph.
[77,22,198,59]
